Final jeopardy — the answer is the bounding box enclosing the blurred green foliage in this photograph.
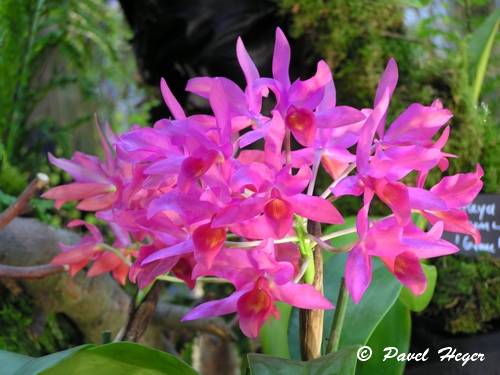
[0,283,81,355]
[0,0,156,195]
[280,0,499,193]
[427,254,500,333]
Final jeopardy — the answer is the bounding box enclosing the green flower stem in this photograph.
[295,216,315,284]
[156,275,229,284]
[99,243,131,266]
[223,225,357,249]
[327,277,349,353]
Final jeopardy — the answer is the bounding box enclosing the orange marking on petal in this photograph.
[394,256,411,276]
[193,224,227,252]
[264,198,289,220]
[184,157,207,177]
[242,287,272,314]
[285,107,314,132]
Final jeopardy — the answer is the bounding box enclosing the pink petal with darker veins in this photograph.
[182,290,247,321]
[77,192,116,211]
[374,58,398,137]
[316,106,365,129]
[384,103,452,144]
[430,164,483,208]
[287,194,344,224]
[212,196,267,227]
[142,239,193,264]
[345,244,372,304]
[392,251,427,295]
[42,182,114,209]
[422,209,481,244]
[374,179,410,225]
[333,176,363,197]
[274,282,333,309]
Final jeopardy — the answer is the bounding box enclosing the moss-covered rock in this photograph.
[0,282,82,355]
[424,254,500,334]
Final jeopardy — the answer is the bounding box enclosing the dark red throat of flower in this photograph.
[264,198,290,220]
[241,283,272,314]
[192,224,227,253]
[285,106,316,146]
[183,156,209,178]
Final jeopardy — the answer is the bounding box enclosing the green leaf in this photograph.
[467,9,500,104]
[13,345,93,375]
[357,299,411,375]
[0,350,33,375]
[40,342,198,375]
[248,345,359,375]
[399,263,437,312]
[323,254,402,349]
[260,302,292,358]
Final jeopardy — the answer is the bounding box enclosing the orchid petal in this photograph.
[182,290,246,321]
[161,78,186,120]
[287,194,344,224]
[275,282,333,309]
[272,27,291,88]
[345,244,372,304]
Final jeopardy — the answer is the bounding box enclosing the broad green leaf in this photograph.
[260,302,292,358]
[13,345,93,375]
[40,342,198,375]
[468,9,500,104]
[248,345,359,375]
[322,254,402,350]
[399,263,437,312]
[0,350,33,375]
[357,299,411,375]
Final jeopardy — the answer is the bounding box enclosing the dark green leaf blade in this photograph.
[248,345,359,375]
[40,342,198,375]
[260,302,292,358]
[13,345,94,375]
[357,299,411,375]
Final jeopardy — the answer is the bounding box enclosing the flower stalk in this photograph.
[326,277,349,353]
[299,221,324,360]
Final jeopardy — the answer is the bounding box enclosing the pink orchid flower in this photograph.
[52,220,131,285]
[345,214,458,303]
[43,126,125,211]
[184,242,333,338]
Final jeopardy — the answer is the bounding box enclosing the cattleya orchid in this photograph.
[43,28,482,338]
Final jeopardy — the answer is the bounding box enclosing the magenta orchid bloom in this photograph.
[345,215,458,303]
[42,125,126,211]
[44,27,483,338]
[184,242,332,338]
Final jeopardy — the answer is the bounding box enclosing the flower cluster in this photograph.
[43,28,482,338]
